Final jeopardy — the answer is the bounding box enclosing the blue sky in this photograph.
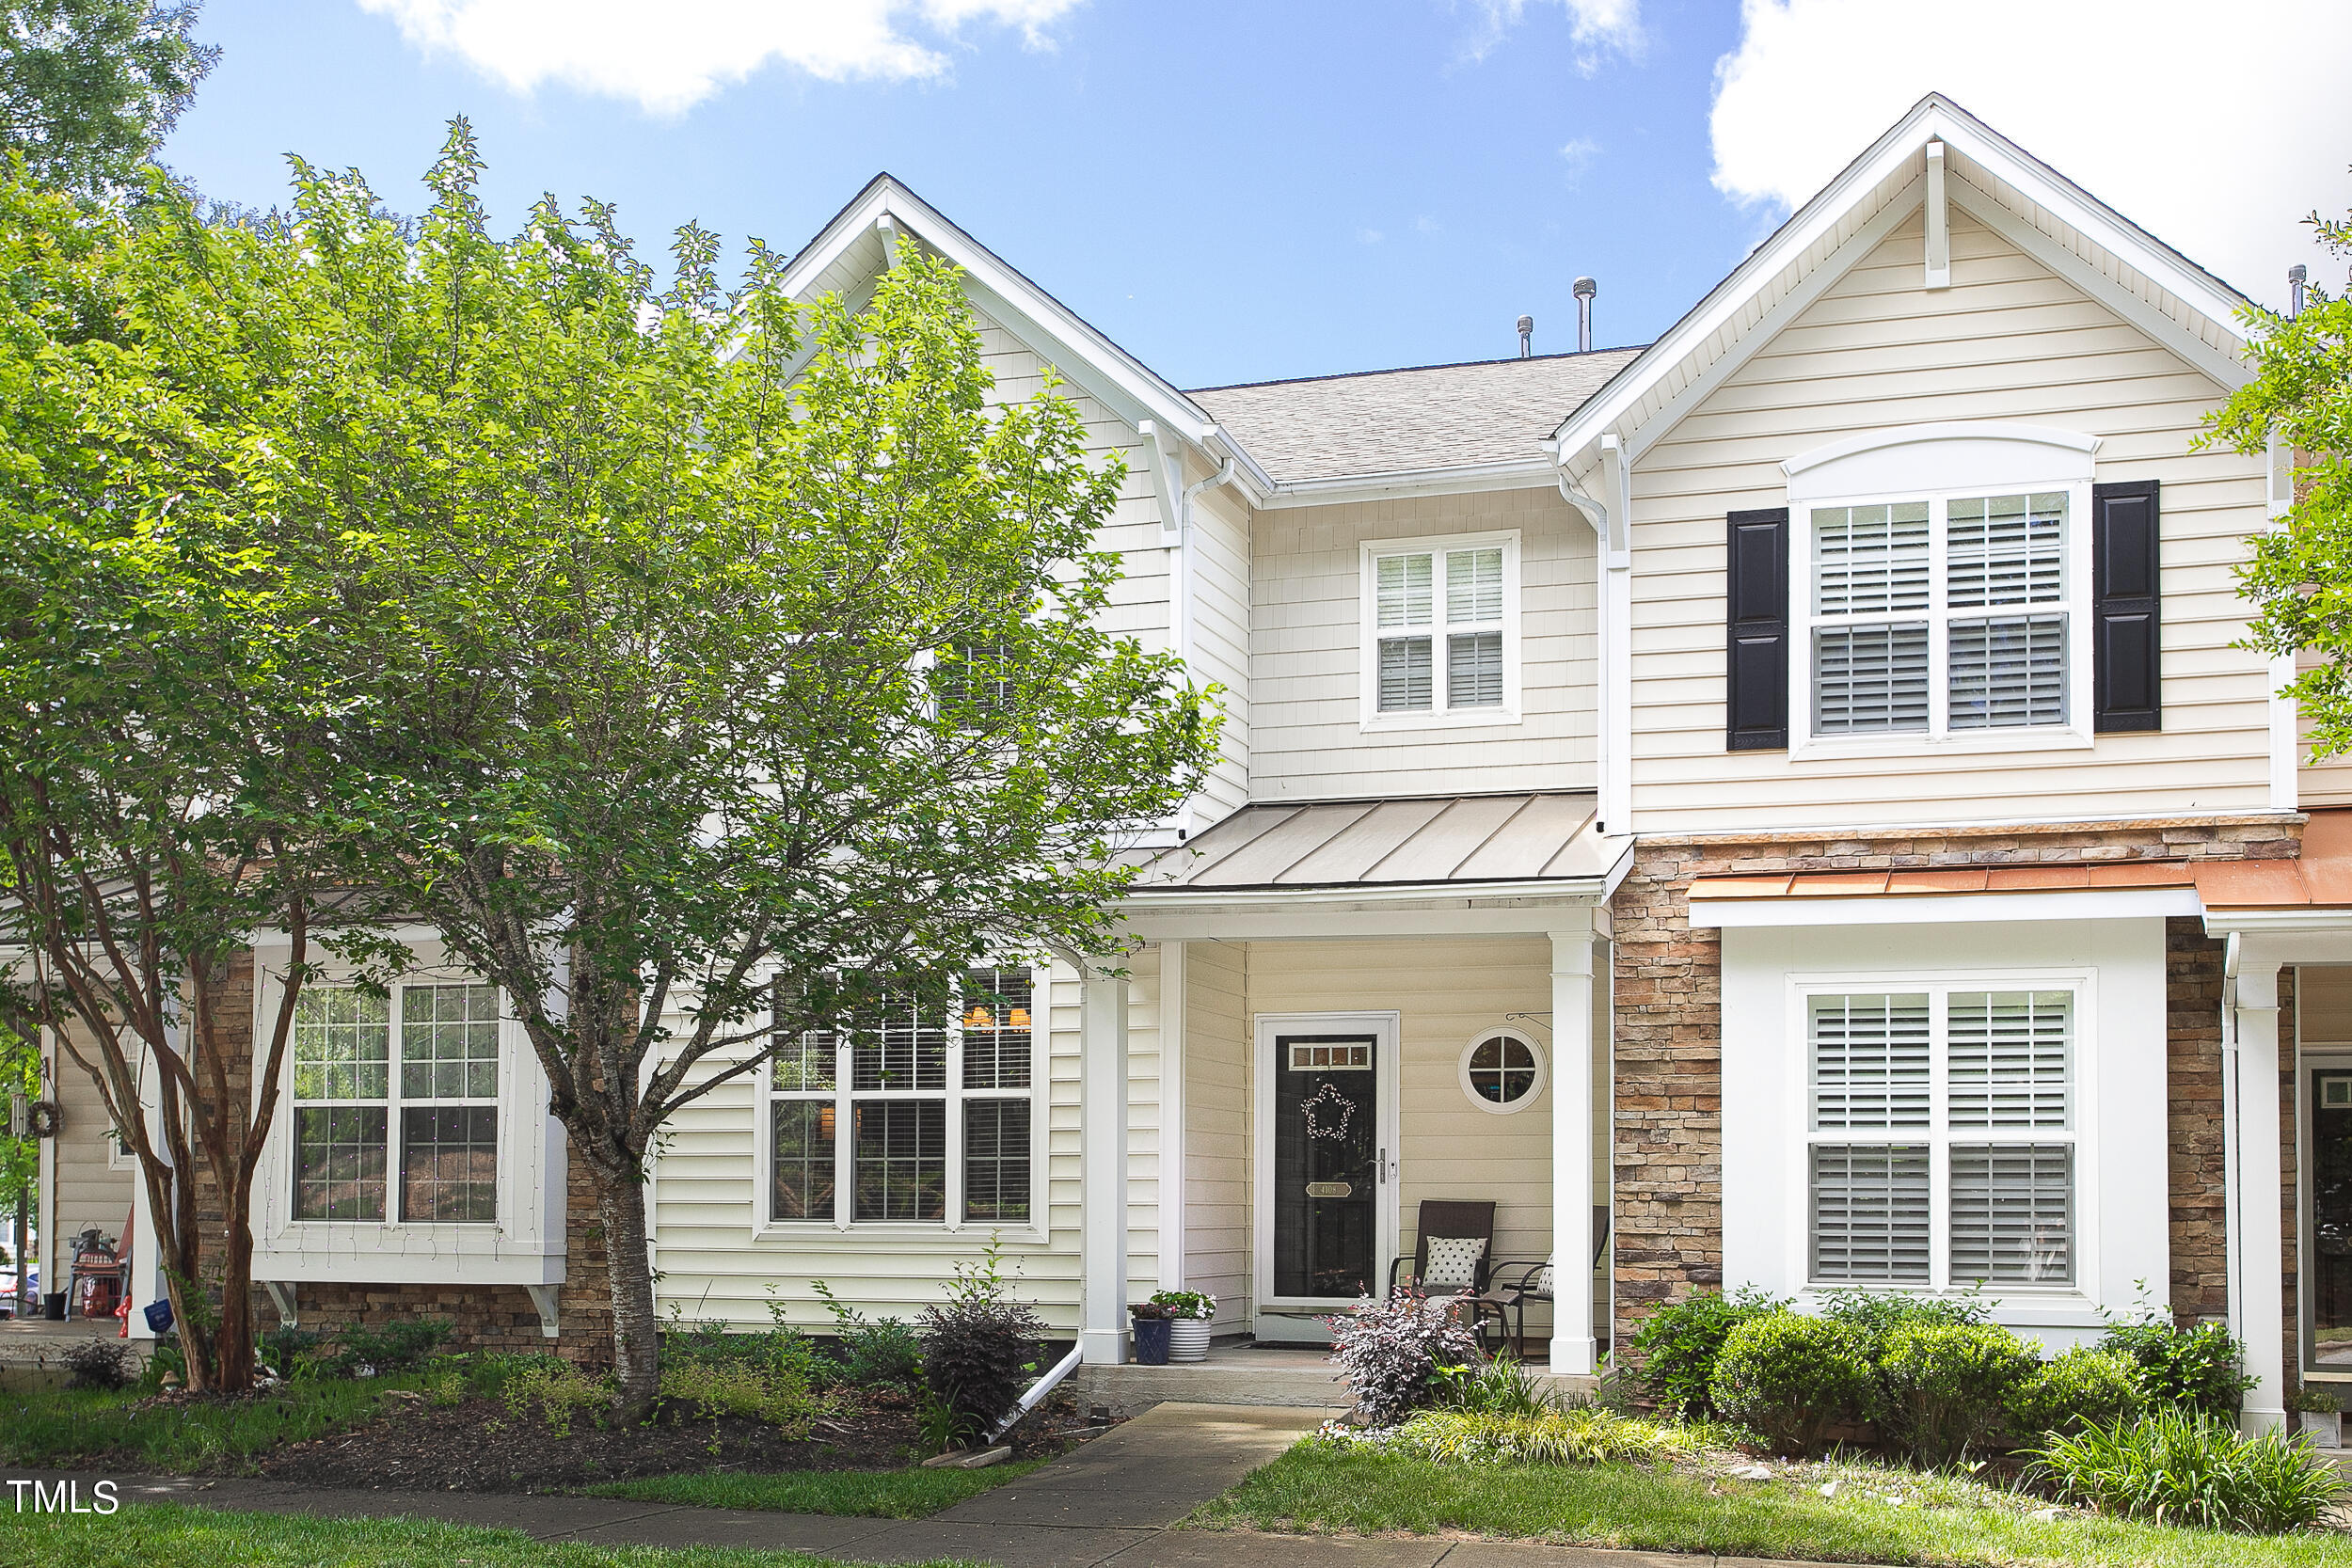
[160,1,2352,391]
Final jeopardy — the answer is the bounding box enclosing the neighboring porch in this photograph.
[1085,792,1631,1390]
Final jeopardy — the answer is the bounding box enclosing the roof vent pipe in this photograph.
[2291,263,2308,318]
[1573,277,1597,353]
[1516,314,1534,357]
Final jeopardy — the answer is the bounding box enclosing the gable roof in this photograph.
[1189,349,1644,487]
[1552,93,2258,469]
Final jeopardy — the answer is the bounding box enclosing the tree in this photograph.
[248,124,1218,1418]
[0,166,360,1390]
[2211,198,2352,758]
[0,1,215,198]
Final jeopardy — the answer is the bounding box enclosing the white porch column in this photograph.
[2232,956,2287,1432]
[1549,923,1597,1376]
[1080,958,1130,1365]
[1156,941,1186,1295]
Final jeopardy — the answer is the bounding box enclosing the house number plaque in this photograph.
[1304,1180,1353,1198]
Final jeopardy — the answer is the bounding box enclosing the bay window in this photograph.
[767,967,1039,1228]
[290,981,501,1225]
[1801,488,2083,741]
[1360,532,1518,724]
[1806,985,2075,1289]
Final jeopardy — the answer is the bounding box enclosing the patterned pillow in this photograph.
[1422,1234,1487,1289]
[1534,1257,1555,1297]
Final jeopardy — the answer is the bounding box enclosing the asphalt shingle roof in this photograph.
[1186,347,1646,485]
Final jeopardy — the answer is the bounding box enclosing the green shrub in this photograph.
[810,1279,923,1387]
[495,1354,612,1437]
[1874,1321,2038,1466]
[1391,1406,1697,1465]
[2028,1409,2349,1533]
[2099,1312,2257,1420]
[257,1324,319,1381]
[61,1338,132,1392]
[335,1316,452,1376]
[2006,1346,2144,1442]
[1817,1287,1991,1360]
[1708,1311,1872,1456]
[658,1359,815,1433]
[1627,1287,1785,1418]
[1429,1354,1553,1418]
[917,1240,1045,1446]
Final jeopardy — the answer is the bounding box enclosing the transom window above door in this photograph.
[1798,486,2090,744]
[1359,532,1520,727]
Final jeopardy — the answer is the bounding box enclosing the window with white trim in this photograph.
[1806,987,2074,1288]
[289,982,501,1224]
[768,967,1039,1227]
[1803,490,2081,739]
[1361,534,1518,722]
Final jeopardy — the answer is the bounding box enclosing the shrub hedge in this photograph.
[1709,1312,1873,1456]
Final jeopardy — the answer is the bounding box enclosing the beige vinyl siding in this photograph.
[1123,947,1163,1297]
[1184,940,1250,1327]
[1628,202,2272,832]
[1188,482,1253,824]
[2294,647,2352,806]
[2299,966,2352,1046]
[1242,937,1558,1277]
[1250,486,1598,802]
[47,1030,135,1264]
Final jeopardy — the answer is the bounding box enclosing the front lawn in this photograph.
[580,1457,1047,1517]
[1191,1440,2352,1568]
[0,1377,428,1473]
[0,1502,977,1568]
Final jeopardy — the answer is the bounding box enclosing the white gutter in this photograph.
[1140,420,1243,840]
[990,1339,1084,1442]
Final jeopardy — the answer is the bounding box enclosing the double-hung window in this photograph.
[1806,984,2075,1290]
[290,982,502,1225]
[1361,533,1518,724]
[1802,489,2083,741]
[768,967,1038,1228]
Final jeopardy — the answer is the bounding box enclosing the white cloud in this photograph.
[1457,0,1641,72]
[1558,135,1597,185]
[1709,0,2352,309]
[357,0,1083,115]
[1415,214,1441,234]
[1357,227,1385,245]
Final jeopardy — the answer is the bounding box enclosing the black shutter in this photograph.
[2090,480,2161,733]
[1726,507,1790,750]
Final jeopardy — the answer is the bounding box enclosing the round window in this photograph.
[1457,1029,1546,1114]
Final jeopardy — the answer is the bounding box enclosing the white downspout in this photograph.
[2265,432,2298,812]
[1552,445,1630,836]
[2221,931,2244,1377]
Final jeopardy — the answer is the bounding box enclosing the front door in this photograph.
[2311,1066,2352,1375]
[1255,1012,1400,1318]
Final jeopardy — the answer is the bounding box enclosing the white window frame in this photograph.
[1358,530,1522,731]
[754,966,1047,1241]
[1785,966,2098,1302]
[1456,1027,1548,1116]
[1788,481,2093,756]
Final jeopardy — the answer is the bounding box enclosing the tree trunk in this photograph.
[214,1200,257,1391]
[597,1173,660,1423]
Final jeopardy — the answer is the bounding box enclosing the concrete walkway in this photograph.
[30,1401,1818,1567]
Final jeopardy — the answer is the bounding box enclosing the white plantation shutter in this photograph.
[1947,991,2070,1127]
[1947,493,2065,608]
[1950,1145,2074,1283]
[1948,616,2066,729]
[1447,631,1503,707]
[1811,1145,1931,1282]
[1814,502,1930,615]
[1446,547,1504,623]
[1378,637,1433,711]
[1376,553,1433,627]
[1814,624,1929,733]
[1812,994,1931,1128]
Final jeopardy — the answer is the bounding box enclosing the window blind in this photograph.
[1447,631,1504,707]
[1812,994,1931,1128]
[1376,553,1433,628]
[1948,615,2067,728]
[1811,1145,1931,1282]
[1947,493,2065,607]
[1814,501,1930,615]
[1814,623,1930,732]
[1378,636,1433,711]
[1445,547,1503,623]
[1947,990,2070,1128]
[1950,1144,2074,1283]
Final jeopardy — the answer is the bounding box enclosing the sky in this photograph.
[160,0,2352,391]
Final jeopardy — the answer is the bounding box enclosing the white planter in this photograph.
[2305,1411,2343,1449]
[1168,1318,1213,1362]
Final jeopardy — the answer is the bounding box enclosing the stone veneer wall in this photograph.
[1606,814,2302,1357]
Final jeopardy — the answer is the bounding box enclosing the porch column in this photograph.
[2231,956,2287,1432]
[1080,958,1130,1365]
[1549,923,1597,1376]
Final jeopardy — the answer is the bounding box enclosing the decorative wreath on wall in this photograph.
[26,1101,59,1138]
[1300,1081,1355,1140]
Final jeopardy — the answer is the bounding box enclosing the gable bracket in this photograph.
[1924,140,1950,290]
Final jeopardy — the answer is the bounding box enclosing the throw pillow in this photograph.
[1534,1257,1555,1296]
[1422,1234,1487,1290]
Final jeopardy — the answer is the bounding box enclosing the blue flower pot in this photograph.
[1133,1317,1172,1365]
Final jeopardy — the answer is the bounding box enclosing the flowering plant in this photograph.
[1325,1286,1481,1426]
[1150,1291,1216,1321]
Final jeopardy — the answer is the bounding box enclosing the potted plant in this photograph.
[1152,1291,1216,1361]
[1128,1301,1173,1366]
[2292,1382,2342,1449]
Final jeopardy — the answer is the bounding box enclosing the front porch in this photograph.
[1083,792,1632,1386]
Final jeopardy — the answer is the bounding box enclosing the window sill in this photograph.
[1359,709,1524,735]
[1788,726,2093,762]
[751,1219,1048,1246]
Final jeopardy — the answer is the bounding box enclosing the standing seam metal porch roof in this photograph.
[1134,793,1618,892]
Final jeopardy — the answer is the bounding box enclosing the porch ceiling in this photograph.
[1136,792,1613,893]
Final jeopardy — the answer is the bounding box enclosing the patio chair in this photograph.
[1486,1205,1611,1361]
[1387,1199,1509,1349]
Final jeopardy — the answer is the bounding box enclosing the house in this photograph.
[22,93,2347,1432]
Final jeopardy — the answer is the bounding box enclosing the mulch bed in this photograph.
[254,1386,926,1492]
